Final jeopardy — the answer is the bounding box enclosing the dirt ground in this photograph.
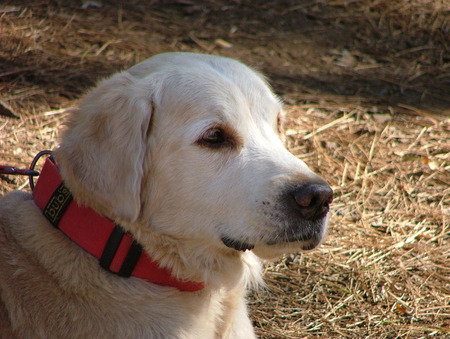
[1,0,449,338]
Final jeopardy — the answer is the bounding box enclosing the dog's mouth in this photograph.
[221,236,255,252]
[221,233,322,252]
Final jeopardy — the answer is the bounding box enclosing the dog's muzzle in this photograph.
[222,181,333,252]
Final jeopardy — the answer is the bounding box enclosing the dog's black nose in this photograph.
[292,183,333,220]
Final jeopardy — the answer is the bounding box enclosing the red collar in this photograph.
[32,157,204,292]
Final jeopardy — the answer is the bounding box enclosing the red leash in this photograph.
[0,166,39,176]
[1,150,52,190]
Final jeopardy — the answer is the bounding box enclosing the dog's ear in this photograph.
[55,72,152,223]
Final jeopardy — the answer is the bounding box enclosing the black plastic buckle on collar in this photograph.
[28,150,53,190]
[100,225,143,278]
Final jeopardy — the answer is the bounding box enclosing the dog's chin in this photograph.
[252,238,323,259]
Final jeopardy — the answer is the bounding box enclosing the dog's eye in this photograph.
[198,127,231,149]
[201,128,225,144]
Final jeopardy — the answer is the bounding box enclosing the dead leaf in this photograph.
[214,38,233,50]
[0,101,19,118]
[372,114,392,124]
[395,303,409,315]
[335,49,357,68]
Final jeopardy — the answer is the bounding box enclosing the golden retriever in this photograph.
[0,52,333,338]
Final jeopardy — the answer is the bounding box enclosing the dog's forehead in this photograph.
[136,54,281,127]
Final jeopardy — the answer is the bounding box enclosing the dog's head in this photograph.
[56,53,332,260]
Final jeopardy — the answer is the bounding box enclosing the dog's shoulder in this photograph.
[0,191,38,337]
[0,190,33,210]
[0,190,35,240]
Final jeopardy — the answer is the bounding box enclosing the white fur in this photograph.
[0,53,330,338]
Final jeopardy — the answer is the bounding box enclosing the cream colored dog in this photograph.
[0,53,333,338]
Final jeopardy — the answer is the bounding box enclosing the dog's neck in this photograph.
[32,156,204,292]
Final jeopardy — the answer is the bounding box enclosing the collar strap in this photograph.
[32,157,204,292]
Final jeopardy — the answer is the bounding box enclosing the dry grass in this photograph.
[251,105,450,338]
[1,1,449,338]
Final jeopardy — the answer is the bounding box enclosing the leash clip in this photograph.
[29,150,53,190]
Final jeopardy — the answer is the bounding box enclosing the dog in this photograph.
[0,52,333,338]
